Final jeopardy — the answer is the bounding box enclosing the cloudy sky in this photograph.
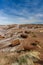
[0,0,43,25]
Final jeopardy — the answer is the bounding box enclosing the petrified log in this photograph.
[13,40,41,53]
[25,30,31,34]
[0,35,5,39]
[20,33,28,38]
[10,39,20,47]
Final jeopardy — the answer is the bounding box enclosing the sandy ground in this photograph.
[0,24,43,65]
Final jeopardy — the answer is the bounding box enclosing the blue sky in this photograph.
[0,0,43,24]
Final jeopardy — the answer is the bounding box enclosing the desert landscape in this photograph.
[0,0,43,65]
[0,24,43,65]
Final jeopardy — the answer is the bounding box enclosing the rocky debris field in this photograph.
[0,24,43,65]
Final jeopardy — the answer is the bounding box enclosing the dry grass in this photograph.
[0,51,40,65]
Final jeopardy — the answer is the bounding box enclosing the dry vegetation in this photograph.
[0,24,43,65]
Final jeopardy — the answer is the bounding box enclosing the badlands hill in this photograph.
[0,24,43,65]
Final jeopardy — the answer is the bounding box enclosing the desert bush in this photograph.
[17,51,40,65]
[32,34,36,37]
[18,56,27,65]
[31,32,36,37]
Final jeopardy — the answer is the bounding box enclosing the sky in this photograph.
[0,0,43,25]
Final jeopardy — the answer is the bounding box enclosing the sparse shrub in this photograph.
[31,32,36,37]
[32,34,36,37]
[18,56,27,65]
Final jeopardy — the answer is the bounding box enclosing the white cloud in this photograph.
[0,8,43,25]
[35,13,43,17]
